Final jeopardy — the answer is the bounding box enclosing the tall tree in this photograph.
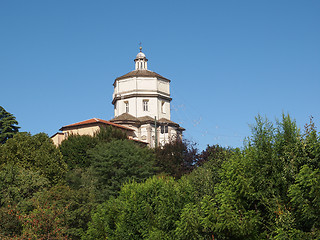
[0,106,19,144]
[89,139,156,202]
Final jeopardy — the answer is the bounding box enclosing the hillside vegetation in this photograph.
[0,108,319,239]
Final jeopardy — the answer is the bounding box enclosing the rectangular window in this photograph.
[161,125,168,134]
[125,101,129,113]
[143,100,149,111]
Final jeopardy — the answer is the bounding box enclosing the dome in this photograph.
[136,51,146,59]
[134,47,148,70]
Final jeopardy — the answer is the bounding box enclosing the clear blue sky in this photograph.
[1,1,319,150]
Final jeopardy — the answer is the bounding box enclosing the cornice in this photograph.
[112,92,172,104]
[114,89,170,97]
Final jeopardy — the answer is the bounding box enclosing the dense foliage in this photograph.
[0,132,67,184]
[0,110,319,239]
[85,114,320,239]
[89,139,156,202]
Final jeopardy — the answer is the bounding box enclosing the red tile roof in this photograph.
[50,132,64,138]
[60,118,134,131]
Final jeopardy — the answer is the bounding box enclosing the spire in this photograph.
[134,45,148,70]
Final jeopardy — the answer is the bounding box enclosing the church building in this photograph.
[110,47,184,147]
[51,47,184,147]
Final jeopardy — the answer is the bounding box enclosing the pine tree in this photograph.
[0,106,20,144]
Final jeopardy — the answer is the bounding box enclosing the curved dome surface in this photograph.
[136,51,146,59]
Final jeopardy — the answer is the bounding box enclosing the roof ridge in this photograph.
[114,69,170,82]
[63,118,93,127]
[110,113,139,122]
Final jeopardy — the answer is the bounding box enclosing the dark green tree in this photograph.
[94,125,127,142]
[59,126,127,171]
[154,138,199,179]
[89,139,156,202]
[302,116,320,170]
[197,144,232,166]
[59,134,98,170]
[0,106,19,144]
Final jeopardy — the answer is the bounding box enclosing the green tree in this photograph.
[0,132,67,184]
[89,139,156,202]
[271,206,306,240]
[197,144,232,167]
[59,134,98,170]
[302,116,320,170]
[0,164,49,207]
[94,125,127,142]
[84,176,195,240]
[289,165,320,235]
[274,113,304,195]
[210,151,263,239]
[209,114,320,238]
[59,126,128,170]
[186,144,234,200]
[83,114,320,239]
[0,106,19,144]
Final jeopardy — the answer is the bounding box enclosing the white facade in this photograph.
[113,80,171,120]
[110,47,184,147]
